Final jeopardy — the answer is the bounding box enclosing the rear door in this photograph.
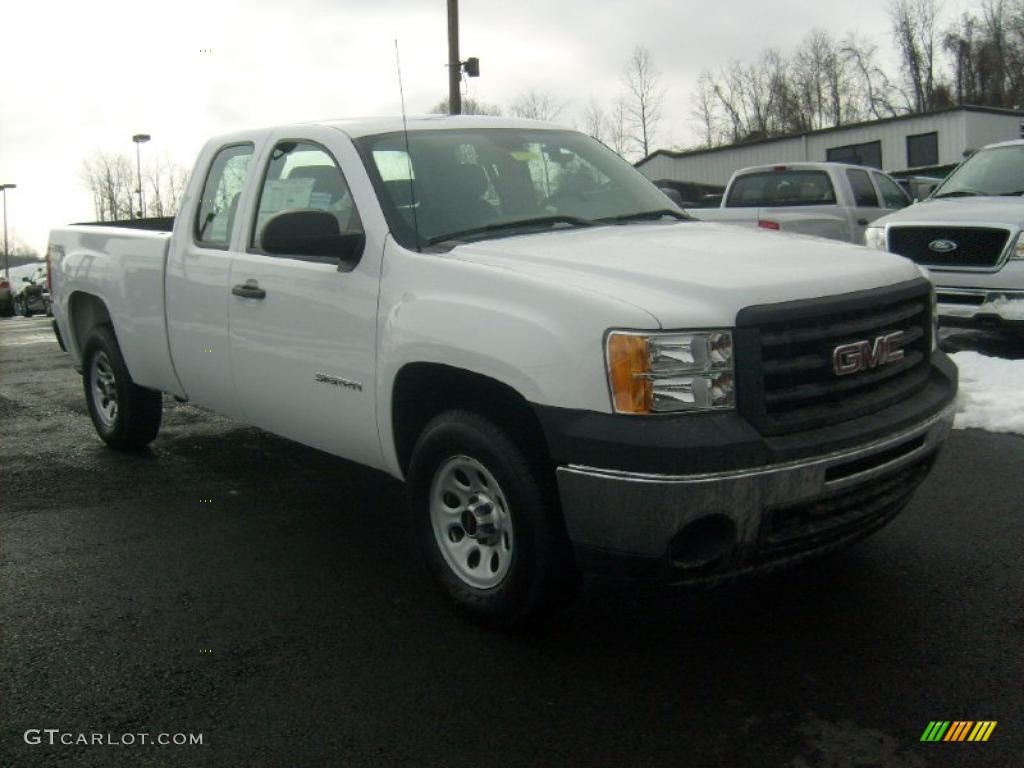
[227,128,385,469]
[166,141,257,417]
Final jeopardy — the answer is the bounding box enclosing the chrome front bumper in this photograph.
[556,405,955,578]
[937,287,1024,326]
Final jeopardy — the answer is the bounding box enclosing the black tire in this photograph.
[408,409,580,628]
[82,324,162,450]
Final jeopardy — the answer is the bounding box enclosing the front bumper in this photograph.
[556,404,954,581]
[936,287,1024,329]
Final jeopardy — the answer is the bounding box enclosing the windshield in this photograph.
[933,145,1024,198]
[355,128,683,249]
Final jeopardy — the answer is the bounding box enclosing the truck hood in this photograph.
[446,221,921,328]
[875,197,1024,228]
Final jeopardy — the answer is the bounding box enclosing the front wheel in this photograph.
[82,325,163,450]
[408,410,580,628]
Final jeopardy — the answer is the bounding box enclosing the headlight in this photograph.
[606,330,735,414]
[864,226,887,251]
[1013,232,1024,260]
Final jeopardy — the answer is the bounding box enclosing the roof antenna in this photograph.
[395,39,422,252]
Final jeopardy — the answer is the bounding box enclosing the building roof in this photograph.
[636,105,1024,167]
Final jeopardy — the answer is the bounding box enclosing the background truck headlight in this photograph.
[865,226,886,251]
[606,331,735,414]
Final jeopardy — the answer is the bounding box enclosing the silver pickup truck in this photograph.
[866,140,1024,336]
[687,162,912,245]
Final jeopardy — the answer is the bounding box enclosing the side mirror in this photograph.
[260,209,365,269]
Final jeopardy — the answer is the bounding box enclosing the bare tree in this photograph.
[690,72,722,147]
[842,34,911,119]
[509,90,568,121]
[144,154,191,218]
[608,98,631,158]
[430,96,503,116]
[621,46,665,158]
[580,97,609,144]
[944,1,1024,108]
[81,152,135,222]
[890,0,945,111]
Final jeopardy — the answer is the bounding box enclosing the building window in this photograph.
[907,132,939,168]
[826,140,882,169]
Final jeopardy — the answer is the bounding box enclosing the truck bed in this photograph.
[49,224,182,397]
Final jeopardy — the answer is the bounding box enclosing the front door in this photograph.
[227,135,384,470]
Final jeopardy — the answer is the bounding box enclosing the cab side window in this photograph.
[194,144,254,248]
[251,141,363,253]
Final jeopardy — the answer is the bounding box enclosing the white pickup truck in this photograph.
[865,139,1024,335]
[49,116,957,627]
[687,161,912,244]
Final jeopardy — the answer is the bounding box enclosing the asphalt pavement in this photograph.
[1,315,1021,768]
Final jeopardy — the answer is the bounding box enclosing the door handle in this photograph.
[232,280,266,299]
[857,218,870,226]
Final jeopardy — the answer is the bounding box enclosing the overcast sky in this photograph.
[0,0,984,254]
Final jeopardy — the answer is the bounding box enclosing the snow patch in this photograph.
[950,351,1024,435]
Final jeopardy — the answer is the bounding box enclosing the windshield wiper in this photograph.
[933,189,982,199]
[598,208,691,223]
[424,215,595,246]
[999,190,1024,196]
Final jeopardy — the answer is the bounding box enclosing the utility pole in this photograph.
[447,0,461,115]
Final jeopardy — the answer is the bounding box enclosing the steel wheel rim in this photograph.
[90,351,118,428]
[429,455,514,590]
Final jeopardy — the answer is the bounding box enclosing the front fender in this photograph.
[375,242,659,475]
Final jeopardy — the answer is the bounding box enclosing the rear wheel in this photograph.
[408,410,579,628]
[82,325,162,450]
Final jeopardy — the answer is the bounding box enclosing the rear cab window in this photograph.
[194,143,255,249]
[725,170,836,207]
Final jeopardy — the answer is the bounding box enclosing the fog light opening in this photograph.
[670,515,737,570]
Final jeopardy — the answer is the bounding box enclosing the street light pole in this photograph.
[1,183,15,281]
[132,134,151,219]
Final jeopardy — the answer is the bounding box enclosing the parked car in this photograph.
[865,139,1024,336]
[686,162,912,244]
[12,265,50,316]
[48,116,957,627]
[0,275,11,316]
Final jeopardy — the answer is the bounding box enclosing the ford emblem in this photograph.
[928,239,958,253]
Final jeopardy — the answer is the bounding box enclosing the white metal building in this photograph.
[637,106,1024,187]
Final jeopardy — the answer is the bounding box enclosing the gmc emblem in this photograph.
[832,331,906,376]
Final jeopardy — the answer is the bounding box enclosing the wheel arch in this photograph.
[66,291,114,365]
[390,362,552,479]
